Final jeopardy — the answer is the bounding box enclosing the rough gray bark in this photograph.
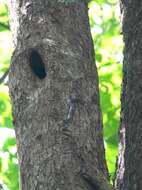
[8,0,113,189]
[116,1,142,190]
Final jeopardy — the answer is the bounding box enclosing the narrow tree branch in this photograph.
[0,183,6,190]
[0,68,9,84]
[0,22,10,30]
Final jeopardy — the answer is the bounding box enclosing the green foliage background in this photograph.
[0,0,122,189]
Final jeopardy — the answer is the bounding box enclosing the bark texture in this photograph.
[8,0,112,189]
[116,1,142,190]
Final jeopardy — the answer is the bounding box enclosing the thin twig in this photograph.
[0,183,5,190]
[0,22,10,30]
[0,68,9,84]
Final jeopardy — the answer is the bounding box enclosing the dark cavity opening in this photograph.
[29,49,47,79]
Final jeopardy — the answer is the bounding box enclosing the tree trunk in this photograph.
[8,0,112,190]
[116,1,142,190]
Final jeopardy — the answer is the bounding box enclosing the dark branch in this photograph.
[0,68,9,84]
[0,22,10,30]
[0,183,6,190]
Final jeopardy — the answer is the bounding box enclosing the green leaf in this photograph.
[96,53,102,62]
[3,138,16,152]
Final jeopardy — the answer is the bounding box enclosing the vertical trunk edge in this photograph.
[116,1,142,190]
